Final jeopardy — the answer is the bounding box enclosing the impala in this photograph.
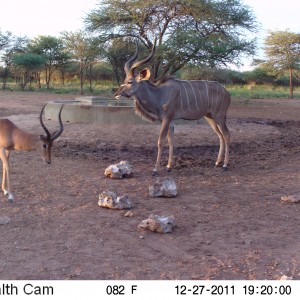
[115,41,231,175]
[0,104,64,202]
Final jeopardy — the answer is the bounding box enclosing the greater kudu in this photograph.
[115,41,231,175]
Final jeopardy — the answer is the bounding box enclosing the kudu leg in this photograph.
[216,122,230,168]
[0,149,14,202]
[205,116,229,169]
[167,123,175,171]
[153,118,171,175]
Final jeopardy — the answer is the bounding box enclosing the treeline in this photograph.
[180,66,300,87]
[0,32,116,94]
[1,30,299,95]
[1,0,259,94]
[1,0,299,97]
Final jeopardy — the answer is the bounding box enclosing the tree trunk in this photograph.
[46,68,50,89]
[2,68,8,90]
[88,66,93,92]
[80,62,84,95]
[289,67,293,99]
[61,70,65,85]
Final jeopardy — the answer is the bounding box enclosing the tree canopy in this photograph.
[61,30,103,94]
[0,30,12,50]
[12,53,45,90]
[28,35,68,89]
[85,0,257,81]
[260,30,300,98]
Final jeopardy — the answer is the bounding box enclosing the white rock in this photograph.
[149,177,178,197]
[0,216,11,225]
[281,194,300,203]
[124,211,134,217]
[280,275,293,280]
[138,214,175,233]
[104,161,133,179]
[98,191,132,209]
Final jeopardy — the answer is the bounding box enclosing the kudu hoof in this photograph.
[167,167,171,173]
[8,198,14,203]
[152,170,158,176]
[222,166,229,171]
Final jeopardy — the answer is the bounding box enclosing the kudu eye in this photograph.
[43,144,47,149]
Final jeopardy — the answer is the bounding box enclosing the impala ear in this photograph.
[40,135,47,142]
[137,68,151,81]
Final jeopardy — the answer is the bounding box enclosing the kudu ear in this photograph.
[136,68,151,81]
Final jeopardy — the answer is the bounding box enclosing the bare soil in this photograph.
[0,90,300,280]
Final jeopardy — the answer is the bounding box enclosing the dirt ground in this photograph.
[0,90,300,280]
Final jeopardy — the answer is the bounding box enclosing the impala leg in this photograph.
[205,116,224,167]
[0,149,14,202]
[1,148,7,195]
[153,118,171,175]
[2,159,6,195]
[166,123,175,172]
[1,163,4,195]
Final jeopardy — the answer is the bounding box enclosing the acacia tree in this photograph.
[0,30,12,50]
[0,35,28,89]
[28,35,68,89]
[262,30,300,98]
[0,30,13,89]
[85,0,257,81]
[62,31,102,94]
[11,53,45,90]
[104,39,138,84]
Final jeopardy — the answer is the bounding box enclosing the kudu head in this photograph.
[38,104,64,164]
[115,38,156,99]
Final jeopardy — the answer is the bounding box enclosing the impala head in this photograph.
[38,104,64,164]
[115,38,156,99]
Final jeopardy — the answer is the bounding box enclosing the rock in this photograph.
[149,177,178,197]
[104,161,133,179]
[0,216,11,225]
[124,211,134,217]
[281,194,300,203]
[280,275,293,280]
[244,238,252,245]
[104,164,122,179]
[98,191,132,210]
[138,214,175,233]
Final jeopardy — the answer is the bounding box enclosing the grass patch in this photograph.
[227,85,300,99]
[3,81,300,99]
[3,82,117,97]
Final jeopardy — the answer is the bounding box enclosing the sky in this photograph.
[0,0,299,70]
[0,0,99,37]
[240,0,299,70]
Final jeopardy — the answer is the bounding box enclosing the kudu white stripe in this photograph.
[115,40,230,175]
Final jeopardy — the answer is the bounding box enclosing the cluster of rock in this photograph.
[100,161,178,233]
